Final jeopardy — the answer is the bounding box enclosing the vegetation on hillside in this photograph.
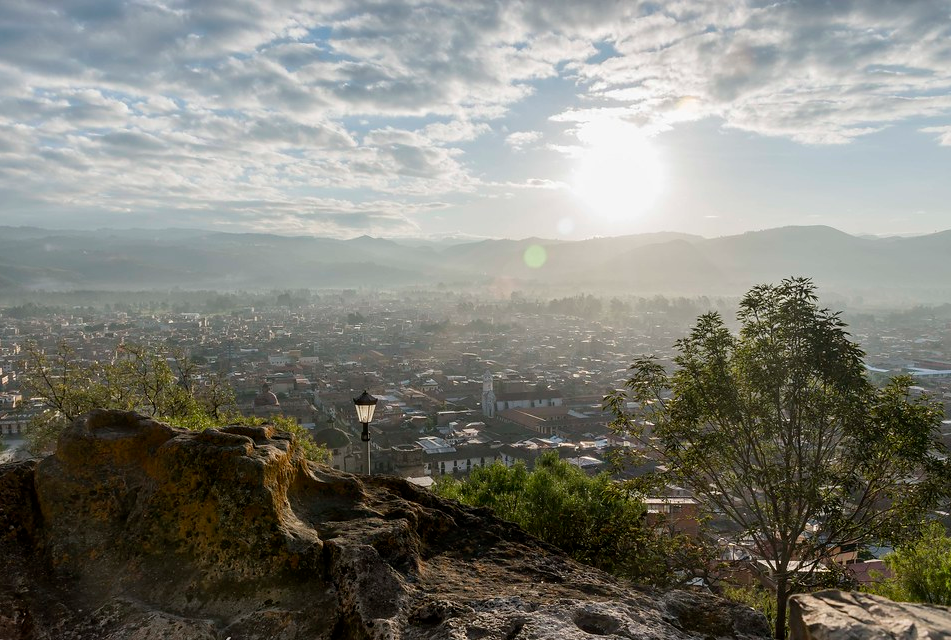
[434,451,713,588]
[21,340,328,462]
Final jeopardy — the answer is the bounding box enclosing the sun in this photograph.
[570,120,665,222]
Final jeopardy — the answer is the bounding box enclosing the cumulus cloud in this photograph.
[563,0,951,144]
[505,131,543,151]
[920,126,951,146]
[0,0,949,235]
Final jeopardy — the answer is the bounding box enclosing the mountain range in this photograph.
[1,225,949,303]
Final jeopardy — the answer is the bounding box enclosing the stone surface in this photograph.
[0,409,772,640]
[789,590,951,640]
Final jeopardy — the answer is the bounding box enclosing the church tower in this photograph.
[481,370,496,418]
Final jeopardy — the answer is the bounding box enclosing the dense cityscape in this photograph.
[3,290,949,478]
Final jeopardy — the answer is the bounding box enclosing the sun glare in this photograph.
[571,120,665,222]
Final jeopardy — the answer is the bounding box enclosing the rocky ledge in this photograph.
[790,590,951,640]
[0,409,770,640]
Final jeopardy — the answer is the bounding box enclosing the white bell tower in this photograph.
[481,370,496,418]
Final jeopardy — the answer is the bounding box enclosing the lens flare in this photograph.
[523,244,547,269]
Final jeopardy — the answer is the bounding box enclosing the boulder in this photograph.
[0,409,772,639]
[789,589,951,640]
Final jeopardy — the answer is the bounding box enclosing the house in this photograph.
[422,442,505,477]
[0,392,21,410]
[496,405,599,437]
[644,496,700,537]
[495,389,563,412]
[312,426,357,473]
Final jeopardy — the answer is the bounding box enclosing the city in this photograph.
[3,289,949,481]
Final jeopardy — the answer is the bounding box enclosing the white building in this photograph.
[481,371,496,418]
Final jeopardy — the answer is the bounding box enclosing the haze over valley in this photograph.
[1,225,948,306]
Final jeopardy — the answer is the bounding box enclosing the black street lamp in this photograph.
[352,390,378,475]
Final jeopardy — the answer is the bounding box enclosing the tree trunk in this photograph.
[775,575,788,640]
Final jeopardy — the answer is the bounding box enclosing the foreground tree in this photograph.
[606,277,949,638]
[22,341,327,462]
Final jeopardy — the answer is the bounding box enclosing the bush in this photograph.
[434,451,708,586]
[865,521,951,605]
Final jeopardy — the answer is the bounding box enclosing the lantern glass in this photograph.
[353,390,378,424]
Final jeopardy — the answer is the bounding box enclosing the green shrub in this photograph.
[435,451,708,586]
[865,521,951,605]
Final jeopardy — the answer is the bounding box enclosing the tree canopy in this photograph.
[606,277,949,638]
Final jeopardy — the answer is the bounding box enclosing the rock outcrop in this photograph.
[789,590,951,640]
[0,409,771,639]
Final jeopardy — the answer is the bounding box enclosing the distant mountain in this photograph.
[0,225,948,303]
[435,232,703,282]
[694,226,951,296]
[533,232,705,282]
[388,235,493,249]
[597,238,727,291]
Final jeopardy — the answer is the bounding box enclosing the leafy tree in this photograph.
[275,290,308,309]
[4,303,60,319]
[434,451,710,587]
[22,341,328,463]
[205,293,239,312]
[547,294,603,319]
[865,521,951,606]
[608,297,632,319]
[606,277,949,639]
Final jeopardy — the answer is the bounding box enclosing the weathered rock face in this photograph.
[0,409,771,639]
[789,590,951,640]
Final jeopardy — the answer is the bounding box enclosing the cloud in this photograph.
[208,197,429,238]
[920,125,951,146]
[562,0,951,144]
[505,131,543,151]
[422,120,491,144]
[485,178,567,190]
[1,0,950,235]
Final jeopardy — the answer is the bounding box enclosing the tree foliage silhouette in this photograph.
[606,277,949,638]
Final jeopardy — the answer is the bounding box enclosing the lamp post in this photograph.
[352,390,378,475]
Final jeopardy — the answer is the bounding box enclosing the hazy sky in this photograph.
[1,1,950,240]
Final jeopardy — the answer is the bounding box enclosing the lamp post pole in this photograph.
[362,424,370,475]
[352,390,378,476]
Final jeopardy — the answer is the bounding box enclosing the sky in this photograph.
[0,0,950,240]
